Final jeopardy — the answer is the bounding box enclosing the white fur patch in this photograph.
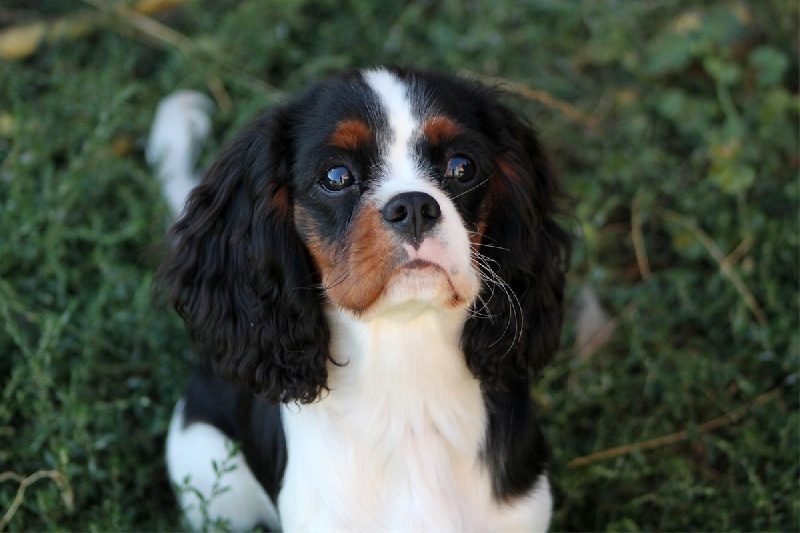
[278,308,552,531]
[363,68,419,186]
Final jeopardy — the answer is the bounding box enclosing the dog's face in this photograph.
[157,68,570,402]
[292,69,494,316]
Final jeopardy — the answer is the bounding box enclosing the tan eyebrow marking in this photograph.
[329,119,373,150]
[422,115,464,145]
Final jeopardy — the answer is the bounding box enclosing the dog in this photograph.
[150,67,570,531]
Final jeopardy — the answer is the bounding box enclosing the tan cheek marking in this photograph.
[329,119,373,150]
[296,203,400,314]
[294,205,335,275]
[422,115,464,145]
[326,205,400,314]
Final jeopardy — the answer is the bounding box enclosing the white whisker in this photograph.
[468,249,524,354]
[451,172,495,199]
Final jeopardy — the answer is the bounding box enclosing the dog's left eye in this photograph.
[444,156,476,183]
[320,166,356,192]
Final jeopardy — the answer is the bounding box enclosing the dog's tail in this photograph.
[147,91,214,217]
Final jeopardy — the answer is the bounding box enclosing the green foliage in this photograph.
[1,0,797,530]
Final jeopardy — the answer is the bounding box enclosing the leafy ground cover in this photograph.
[0,1,797,530]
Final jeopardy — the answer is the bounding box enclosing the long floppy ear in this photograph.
[463,98,571,384]
[155,101,330,404]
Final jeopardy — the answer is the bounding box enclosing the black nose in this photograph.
[382,192,441,247]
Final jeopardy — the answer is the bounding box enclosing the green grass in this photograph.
[1,1,797,530]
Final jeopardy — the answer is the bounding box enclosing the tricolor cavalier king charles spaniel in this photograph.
[151,67,570,531]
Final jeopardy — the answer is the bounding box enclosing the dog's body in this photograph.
[152,67,569,531]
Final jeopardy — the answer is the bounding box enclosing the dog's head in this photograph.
[157,68,570,403]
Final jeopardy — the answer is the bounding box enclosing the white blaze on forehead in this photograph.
[362,69,422,191]
[358,69,481,311]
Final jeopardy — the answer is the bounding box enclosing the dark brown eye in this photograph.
[444,156,475,183]
[321,166,355,192]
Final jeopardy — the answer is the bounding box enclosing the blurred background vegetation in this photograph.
[0,0,797,530]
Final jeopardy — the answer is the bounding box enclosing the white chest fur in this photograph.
[277,307,552,531]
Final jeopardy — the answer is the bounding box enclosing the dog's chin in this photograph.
[376,259,478,317]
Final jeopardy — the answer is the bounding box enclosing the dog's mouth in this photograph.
[402,258,442,271]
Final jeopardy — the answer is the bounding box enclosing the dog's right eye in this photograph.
[444,155,476,183]
[320,166,356,192]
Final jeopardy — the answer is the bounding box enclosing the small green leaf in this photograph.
[709,163,756,195]
[749,46,789,88]
[703,56,741,85]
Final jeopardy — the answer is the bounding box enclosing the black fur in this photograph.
[482,376,551,499]
[237,395,287,503]
[182,364,240,441]
[467,95,570,500]
[155,94,332,404]
[459,89,571,382]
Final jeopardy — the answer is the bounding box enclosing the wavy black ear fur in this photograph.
[463,96,571,385]
[155,99,331,404]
